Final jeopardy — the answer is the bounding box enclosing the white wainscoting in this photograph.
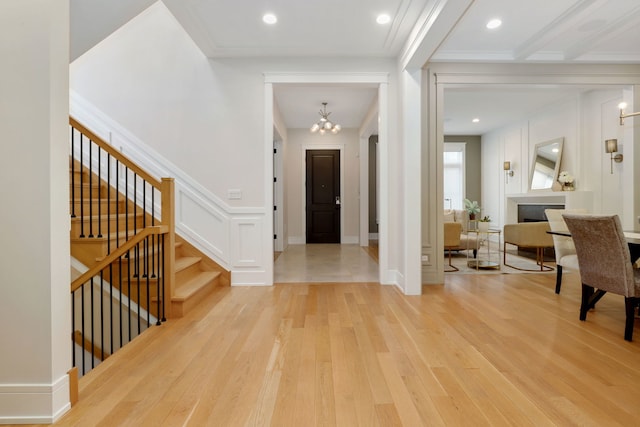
[70,91,269,285]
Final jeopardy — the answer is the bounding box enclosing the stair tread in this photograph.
[173,271,221,301]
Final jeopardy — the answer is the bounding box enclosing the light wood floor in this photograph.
[46,271,640,426]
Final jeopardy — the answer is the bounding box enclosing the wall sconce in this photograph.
[503,161,514,183]
[618,102,640,125]
[605,139,623,174]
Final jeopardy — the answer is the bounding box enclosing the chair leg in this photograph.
[503,244,554,272]
[555,265,563,294]
[580,284,594,321]
[624,297,636,341]
[445,249,459,272]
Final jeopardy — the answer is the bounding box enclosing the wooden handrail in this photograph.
[71,225,168,292]
[69,116,162,189]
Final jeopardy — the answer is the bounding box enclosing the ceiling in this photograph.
[71,0,640,135]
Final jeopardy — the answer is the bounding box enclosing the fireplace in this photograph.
[518,204,564,223]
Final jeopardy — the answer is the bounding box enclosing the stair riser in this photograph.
[175,261,204,284]
[70,200,125,216]
[70,215,145,239]
[106,257,163,284]
[171,275,219,318]
[71,241,109,268]
[69,184,107,199]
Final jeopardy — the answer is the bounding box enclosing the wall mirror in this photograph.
[529,137,564,191]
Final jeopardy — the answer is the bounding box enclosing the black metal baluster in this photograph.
[88,139,93,238]
[100,271,104,362]
[81,283,85,375]
[71,292,76,367]
[79,134,85,238]
[143,182,147,278]
[97,146,102,237]
[90,277,95,370]
[71,128,76,218]
[116,160,119,249]
[146,235,150,327]
[151,188,156,278]
[119,256,123,349]
[127,248,132,343]
[137,242,141,335]
[133,175,138,278]
[156,233,162,325]
[125,168,129,254]
[161,234,166,322]
[109,263,114,356]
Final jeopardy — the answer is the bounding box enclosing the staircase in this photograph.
[69,118,227,319]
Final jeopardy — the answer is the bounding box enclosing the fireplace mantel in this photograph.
[505,191,593,223]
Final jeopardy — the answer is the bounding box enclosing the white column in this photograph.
[402,68,423,294]
[0,1,71,423]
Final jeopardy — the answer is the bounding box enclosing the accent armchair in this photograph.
[563,214,640,341]
[503,222,554,271]
[444,222,462,272]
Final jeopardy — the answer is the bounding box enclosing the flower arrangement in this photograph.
[558,171,575,191]
[558,171,574,184]
[463,199,481,219]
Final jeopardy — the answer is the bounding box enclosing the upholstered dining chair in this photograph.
[444,222,462,272]
[563,214,640,341]
[545,208,587,294]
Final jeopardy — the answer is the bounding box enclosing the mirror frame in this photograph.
[529,137,564,192]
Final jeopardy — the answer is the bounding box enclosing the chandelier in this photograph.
[310,102,341,135]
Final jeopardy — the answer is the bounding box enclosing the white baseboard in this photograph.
[0,375,70,423]
[288,236,305,245]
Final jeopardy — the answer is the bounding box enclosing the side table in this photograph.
[467,228,501,270]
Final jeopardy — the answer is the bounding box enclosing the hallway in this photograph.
[274,243,379,283]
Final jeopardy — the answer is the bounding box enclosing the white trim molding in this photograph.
[0,376,70,424]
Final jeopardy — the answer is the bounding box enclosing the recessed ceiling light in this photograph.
[262,13,277,25]
[376,14,391,25]
[486,18,502,29]
[472,118,480,123]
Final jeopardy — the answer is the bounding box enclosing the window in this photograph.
[444,143,466,210]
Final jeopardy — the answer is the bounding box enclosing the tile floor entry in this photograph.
[274,244,379,283]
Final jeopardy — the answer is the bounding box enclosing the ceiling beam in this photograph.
[513,0,605,61]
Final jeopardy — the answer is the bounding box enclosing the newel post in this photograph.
[161,177,176,318]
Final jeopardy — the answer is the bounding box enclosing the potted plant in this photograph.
[478,215,491,232]
[463,199,481,220]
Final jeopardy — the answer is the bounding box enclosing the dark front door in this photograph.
[306,150,340,243]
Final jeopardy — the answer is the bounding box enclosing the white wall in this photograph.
[285,128,361,244]
[70,2,405,286]
[0,1,71,422]
[483,88,629,227]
